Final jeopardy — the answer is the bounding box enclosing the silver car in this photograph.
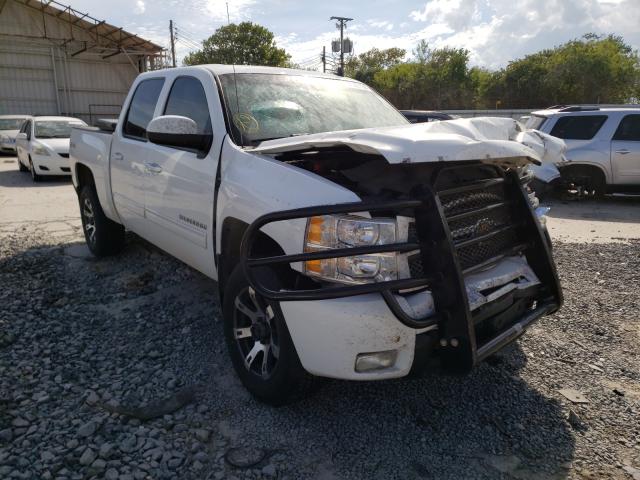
[527,106,640,196]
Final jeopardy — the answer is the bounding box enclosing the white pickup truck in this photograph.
[70,65,564,405]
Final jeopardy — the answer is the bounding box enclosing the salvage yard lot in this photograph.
[0,157,639,480]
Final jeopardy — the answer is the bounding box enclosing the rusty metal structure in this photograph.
[0,0,167,123]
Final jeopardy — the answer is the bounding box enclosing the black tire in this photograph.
[560,166,606,199]
[29,157,41,182]
[18,157,28,172]
[223,265,315,406]
[79,184,125,257]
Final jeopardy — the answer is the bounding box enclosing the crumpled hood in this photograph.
[251,117,566,167]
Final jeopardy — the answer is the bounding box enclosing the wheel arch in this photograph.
[559,162,608,184]
[75,162,96,192]
[218,216,288,299]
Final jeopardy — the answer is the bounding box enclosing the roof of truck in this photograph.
[143,64,355,81]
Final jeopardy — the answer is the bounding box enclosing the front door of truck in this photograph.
[111,77,164,233]
[143,73,220,278]
[611,114,640,185]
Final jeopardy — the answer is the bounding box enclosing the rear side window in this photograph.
[163,76,212,135]
[549,115,607,140]
[123,78,165,139]
[613,115,640,141]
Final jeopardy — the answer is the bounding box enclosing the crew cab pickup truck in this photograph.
[70,65,564,405]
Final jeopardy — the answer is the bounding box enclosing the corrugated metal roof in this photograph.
[11,0,164,54]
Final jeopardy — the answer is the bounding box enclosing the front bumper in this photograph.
[0,142,16,152]
[31,153,71,175]
[241,169,562,378]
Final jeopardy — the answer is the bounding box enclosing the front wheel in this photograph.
[18,157,28,172]
[29,157,41,182]
[79,185,125,257]
[223,265,315,406]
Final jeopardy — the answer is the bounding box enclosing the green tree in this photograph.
[183,22,290,67]
[344,47,406,84]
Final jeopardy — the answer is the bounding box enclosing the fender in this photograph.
[216,137,360,263]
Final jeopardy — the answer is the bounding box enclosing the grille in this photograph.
[441,179,520,271]
[407,175,524,274]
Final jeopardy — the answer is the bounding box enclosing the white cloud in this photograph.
[134,0,145,14]
[205,0,256,22]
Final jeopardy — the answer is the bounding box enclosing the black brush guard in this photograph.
[240,170,562,370]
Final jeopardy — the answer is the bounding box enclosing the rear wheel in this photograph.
[29,157,41,182]
[79,184,125,257]
[223,265,315,406]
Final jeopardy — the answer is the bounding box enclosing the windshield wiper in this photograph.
[252,133,310,146]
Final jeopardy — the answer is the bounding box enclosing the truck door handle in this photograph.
[615,149,630,154]
[144,161,163,174]
[112,152,124,161]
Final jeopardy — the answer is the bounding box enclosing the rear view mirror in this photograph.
[147,115,212,153]
[15,133,27,140]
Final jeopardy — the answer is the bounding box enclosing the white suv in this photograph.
[527,106,640,196]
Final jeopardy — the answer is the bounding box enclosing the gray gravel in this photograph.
[1,228,639,480]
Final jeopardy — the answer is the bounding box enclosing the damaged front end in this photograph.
[240,118,563,372]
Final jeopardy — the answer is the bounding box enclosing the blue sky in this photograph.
[70,0,640,69]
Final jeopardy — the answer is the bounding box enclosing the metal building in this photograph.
[0,0,166,124]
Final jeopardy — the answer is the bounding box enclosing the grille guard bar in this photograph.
[240,198,440,328]
[239,170,563,370]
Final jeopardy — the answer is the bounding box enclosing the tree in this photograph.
[344,47,406,84]
[183,22,290,67]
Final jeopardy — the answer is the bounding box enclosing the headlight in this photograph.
[33,143,50,156]
[304,215,399,284]
[0,135,8,143]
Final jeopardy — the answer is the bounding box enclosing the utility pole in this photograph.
[330,16,352,76]
[321,46,326,73]
[169,19,176,68]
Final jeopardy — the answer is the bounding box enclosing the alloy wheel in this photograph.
[232,287,280,379]
[82,197,96,245]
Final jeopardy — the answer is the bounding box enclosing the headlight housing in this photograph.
[304,215,399,284]
[32,143,50,156]
[0,135,8,143]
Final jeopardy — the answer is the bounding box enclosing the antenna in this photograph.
[227,2,244,146]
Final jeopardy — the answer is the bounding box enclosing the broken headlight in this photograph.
[303,215,398,284]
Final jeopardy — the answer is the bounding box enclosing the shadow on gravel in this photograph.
[0,237,575,480]
[0,164,72,188]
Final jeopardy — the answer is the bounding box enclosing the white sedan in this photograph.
[16,116,87,181]
[0,115,29,153]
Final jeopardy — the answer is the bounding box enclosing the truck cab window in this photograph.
[613,115,640,141]
[163,76,212,135]
[123,78,164,140]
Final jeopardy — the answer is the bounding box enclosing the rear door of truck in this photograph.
[110,77,165,233]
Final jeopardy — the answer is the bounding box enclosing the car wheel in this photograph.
[29,157,41,182]
[79,185,125,257]
[561,166,605,199]
[223,265,316,406]
[18,157,28,172]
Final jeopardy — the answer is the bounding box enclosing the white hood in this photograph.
[37,138,70,154]
[0,129,20,139]
[251,117,566,168]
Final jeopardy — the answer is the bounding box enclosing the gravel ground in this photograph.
[1,225,639,479]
